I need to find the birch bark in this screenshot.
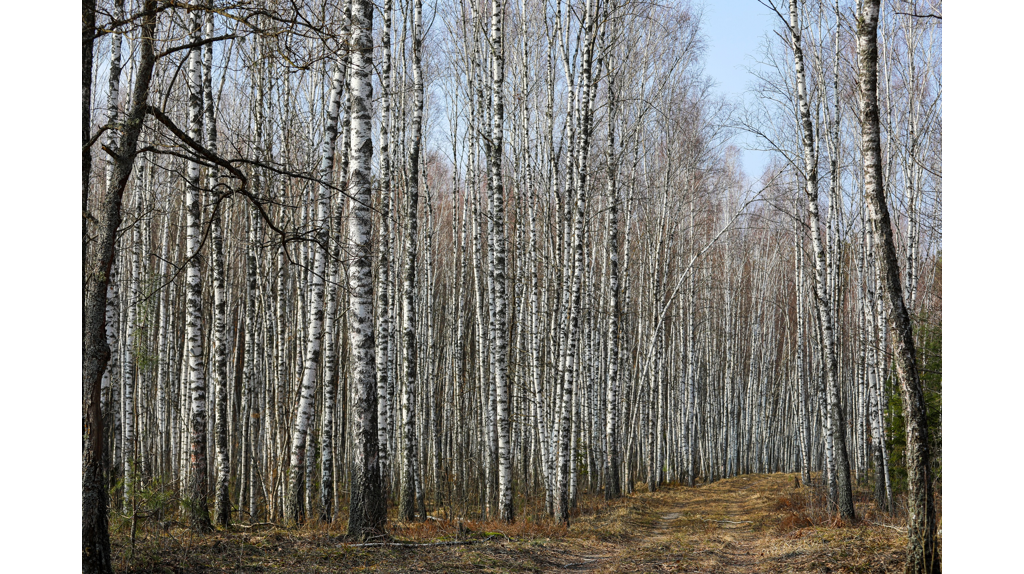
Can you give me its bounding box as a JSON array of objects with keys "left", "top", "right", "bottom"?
[
  {"left": 860, "top": 203, "right": 892, "bottom": 509},
  {"left": 286, "top": 60, "right": 345, "bottom": 525},
  {"left": 787, "top": 0, "right": 855, "bottom": 520},
  {"left": 204, "top": 3, "right": 231, "bottom": 527},
  {"left": 858, "top": 1, "right": 938, "bottom": 570},
  {"left": 400, "top": 0, "right": 426, "bottom": 521},
  {"left": 376, "top": 0, "right": 394, "bottom": 503},
  {"left": 81, "top": 0, "right": 131, "bottom": 541},
  {"left": 795, "top": 227, "right": 813, "bottom": 487},
  {"left": 184, "top": 3, "right": 212, "bottom": 531},
  {"left": 123, "top": 192, "right": 140, "bottom": 506},
  {"left": 487, "top": 0, "right": 514, "bottom": 524},
  {"left": 604, "top": 68, "right": 622, "bottom": 500},
  {"left": 346, "top": 0, "right": 387, "bottom": 538}
]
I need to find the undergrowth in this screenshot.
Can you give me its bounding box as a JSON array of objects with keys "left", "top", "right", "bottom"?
[{"left": 108, "top": 473, "right": 923, "bottom": 573}]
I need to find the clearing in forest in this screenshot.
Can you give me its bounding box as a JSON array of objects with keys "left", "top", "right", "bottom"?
[{"left": 113, "top": 473, "right": 914, "bottom": 573}]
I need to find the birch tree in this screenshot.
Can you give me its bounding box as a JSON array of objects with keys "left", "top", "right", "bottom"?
[
  {"left": 184, "top": 2, "right": 213, "bottom": 532},
  {"left": 487, "top": 0, "right": 514, "bottom": 524},
  {"left": 858, "top": 0, "right": 938, "bottom": 570},
  {"left": 203, "top": 3, "right": 232, "bottom": 528},
  {"left": 785, "top": 0, "right": 855, "bottom": 519},
  {"left": 82, "top": 0, "right": 940, "bottom": 557},
  {"left": 286, "top": 57, "right": 346, "bottom": 526},
  {"left": 400, "top": 0, "right": 428, "bottom": 522},
  {"left": 346, "top": 0, "right": 387, "bottom": 538},
  {"left": 84, "top": 1, "right": 159, "bottom": 568}
]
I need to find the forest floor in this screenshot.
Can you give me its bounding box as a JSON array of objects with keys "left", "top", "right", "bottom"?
[{"left": 112, "top": 473, "right": 921, "bottom": 573}]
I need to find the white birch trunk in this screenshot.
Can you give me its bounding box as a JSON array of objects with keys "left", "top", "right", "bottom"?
[
  {"left": 375, "top": 0, "right": 394, "bottom": 503},
  {"left": 787, "top": 0, "right": 855, "bottom": 519},
  {"left": 346, "top": 0, "right": 386, "bottom": 537},
  {"left": 400, "top": 0, "right": 426, "bottom": 520},
  {"left": 286, "top": 60, "right": 345, "bottom": 526},
  {"left": 184, "top": 3, "right": 211, "bottom": 530},
  {"left": 203, "top": 3, "right": 231, "bottom": 527}
]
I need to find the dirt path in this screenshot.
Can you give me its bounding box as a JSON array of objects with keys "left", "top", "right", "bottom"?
[
  {"left": 538, "top": 474, "right": 904, "bottom": 573},
  {"left": 536, "top": 477, "right": 775, "bottom": 573},
  {"left": 117, "top": 474, "right": 908, "bottom": 573},
  {"left": 594, "top": 477, "right": 770, "bottom": 573},
  {"left": 697, "top": 485, "right": 763, "bottom": 573}
]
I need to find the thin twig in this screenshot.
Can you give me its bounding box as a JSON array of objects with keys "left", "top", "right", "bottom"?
[
  {"left": 869, "top": 521, "right": 907, "bottom": 533},
  {"left": 156, "top": 34, "right": 237, "bottom": 60},
  {"left": 343, "top": 540, "right": 476, "bottom": 548},
  {"left": 343, "top": 534, "right": 502, "bottom": 548},
  {"left": 235, "top": 522, "right": 279, "bottom": 530}
]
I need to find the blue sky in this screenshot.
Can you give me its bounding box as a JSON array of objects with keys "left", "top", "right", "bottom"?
[{"left": 699, "top": 0, "right": 779, "bottom": 180}]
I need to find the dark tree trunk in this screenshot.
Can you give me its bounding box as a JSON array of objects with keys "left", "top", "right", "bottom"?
[
  {"left": 83, "top": 1, "right": 158, "bottom": 571},
  {"left": 857, "top": 1, "right": 939, "bottom": 572}
]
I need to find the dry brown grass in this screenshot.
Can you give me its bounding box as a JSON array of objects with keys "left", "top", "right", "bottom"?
[{"left": 110, "top": 474, "right": 922, "bottom": 573}]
